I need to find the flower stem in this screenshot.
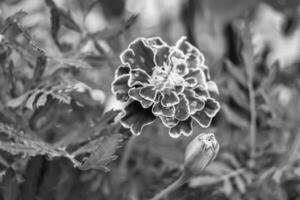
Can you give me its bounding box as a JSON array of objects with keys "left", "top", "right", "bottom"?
[
  {"left": 150, "top": 172, "right": 189, "bottom": 200},
  {"left": 118, "top": 135, "right": 137, "bottom": 179}
]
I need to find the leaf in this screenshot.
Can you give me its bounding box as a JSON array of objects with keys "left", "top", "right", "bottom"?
[
  {"left": 1, "top": 168, "right": 20, "bottom": 200},
  {"left": 227, "top": 79, "right": 249, "bottom": 109},
  {"left": 32, "top": 54, "right": 47, "bottom": 84},
  {"left": 263, "top": 0, "right": 300, "bottom": 10},
  {"left": 223, "top": 178, "right": 234, "bottom": 195},
  {"left": 6, "top": 77, "right": 99, "bottom": 110},
  {"left": 45, "top": 0, "right": 81, "bottom": 51},
  {"left": 1, "top": 10, "right": 27, "bottom": 34},
  {"left": 1, "top": 10, "right": 45, "bottom": 54},
  {"left": 59, "top": 10, "right": 81, "bottom": 33},
  {"left": 78, "top": 133, "right": 124, "bottom": 172},
  {"left": 90, "top": 15, "right": 138, "bottom": 40},
  {"left": 224, "top": 59, "right": 247, "bottom": 87},
  {"left": 222, "top": 104, "right": 249, "bottom": 129},
  {"left": 233, "top": 175, "right": 246, "bottom": 194},
  {"left": 19, "top": 156, "right": 45, "bottom": 200}
]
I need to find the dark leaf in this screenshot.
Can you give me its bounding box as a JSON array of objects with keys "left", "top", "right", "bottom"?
[
  {"left": 90, "top": 15, "right": 138, "bottom": 40},
  {"left": 1, "top": 168, "right": 20, "bottom": 200}
]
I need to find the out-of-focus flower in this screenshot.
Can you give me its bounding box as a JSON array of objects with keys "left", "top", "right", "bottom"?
[
  {"left": 112, "top": 37, "right": 220, "bottom": 137},
  {"left": 184, "top": 133, "right": 219, "bottom": 176}
]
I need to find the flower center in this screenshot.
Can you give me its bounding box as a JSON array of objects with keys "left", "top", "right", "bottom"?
[{"left": 151, "top": 61, "right": 186, "bottom": 91}]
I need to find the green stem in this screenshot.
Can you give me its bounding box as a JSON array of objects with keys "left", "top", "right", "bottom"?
[
  {"left": 150, "top": 172, "right": 190, "bottom": 200},
  {"left": 118, "top": 135, "right": 137, "bottom": 179}
]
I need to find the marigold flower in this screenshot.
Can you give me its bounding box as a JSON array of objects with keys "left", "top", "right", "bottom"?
[{"left": 112, "top": 36, "right": 220, "bottom": 137}]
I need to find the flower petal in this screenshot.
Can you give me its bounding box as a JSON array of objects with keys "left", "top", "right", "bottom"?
[
  {"left": 183, "top": 89, "right": 205, "bottom": 114},
  {"left": 121, "top": 101, "right": 156, "bottom": 135},
  {"left": 146, "top": 37, "right": 167, "bottom": 47},
  {"left": 207, "top": 81, "right": 219, "bottom": 95},
  {"left": 174, "top": 62, "right": 188, "bottom": 76},
  {"left": 115, "top": 64, "right": 130, "bottom": 77},
  {"left": 192, "top": 111, "right": 212, "bottom": 128},
  {"left": 120, "top": 49, "right": 135, "bottom": 65},
  {"left": 161, "top": 91, "right": 180, "bottom": 107},
  {"left": 184, "top": 69, "right": 206, "bottom": 88},
  {"left": 174, "top": 85, "right": 184, "bottom": 93},
  {"left": 185, "top": 78, "right": 197, "bottom": 87},
  {"left": 154, "top": 46, "right": 171, "bottom": 66},
  {"left": 128, "top": 69, "right": 151, "bottom": 87},
  {"left": 152, "top": 101, "right": 175, "bottom": 117},
  {"left": 111, "top": 74, "right": 130, "bottom": 102},
  {"left": 159, "top": 116, "right": 178, "bottom": 128},
  {"left": 128, "top": 88, "right": 153, "bottom": 108},
  {"left": 121, "top": 38, "right": 155, "bottom": 75},
  {"left": 174, "top": 94, "right": 190, "bottom": 120},
  {"left": 140, "top": 85, "right": 158, "bottom": 102},
  {"left": 204, "top": 98, "right": 221, "bottom": 117},
  {"left": 194, "top": 86, "right": 209, "bottom": 98},
  {"left": 175, "top": 36, "right": 205, "bottom": 65},
  {"left": 169, "top": 117, "right": 193, "bottom": 138}
]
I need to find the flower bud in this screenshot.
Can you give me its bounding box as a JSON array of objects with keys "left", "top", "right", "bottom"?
[{"left": 183, "top": 133, "right": 219, "bottom": 176}]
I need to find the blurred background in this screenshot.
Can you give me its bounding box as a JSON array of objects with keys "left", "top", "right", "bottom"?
[{"left": 0, "top": 0, "right": 300, "bottom": 199}]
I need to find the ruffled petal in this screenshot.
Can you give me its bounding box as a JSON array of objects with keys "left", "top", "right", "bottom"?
[
  {"left": 121, "top": 39, "right": 155, "bottom": 75},
  {"left": 207, "top": 81, "right": 219, "bottom": 95},
  {"left": 128, "top": 88, "right": 153, "bottom": 108},
  {"left": 145, "top": 37, "right": 167, "bottom": 47},
  {"left": 185, "top": 78, "right": 197, "bottom": 87},
  {"left": 184, "top": 69, "right": 206, "bottom": 88},
  {"left": 175, "top": 36, "right": 205, "bottom": 65},
  {"left": 154, "top": 46, "right": 171, "bottom": 66},
  {"left": 203, "top": 98, "right": 221, "bottom": 117},
  {"left": 174, "top": 62, "right": 188, "bottom": 76},
  {"left": 115, "top": 64, "right": 130, "bottom": 78},
  {"left": 128, "top": 69, "right": 151, "bottom": 87},
  {"left": 140, "top": 85, "right": 158, "bottom": 102},
  {"left": 111, "top": 74, "right": 130, "bottom": 102},
  {"left": 174, "top": 94, "right": 190, "bottom": 120},
  {"left": 152, "top": 101, "right": 175, "bottom": 117},
  {"left": 174, "top": 85, "right": 184, "bottom": 93},
  {"left": 161, "top": 91, "right": 180, "bottom": 107},
  {"left": 120, "top": 49, "right": 135, "bottom": 65},
  {"left": 159, "top": 116, "right": 178, "bottom": 128},
  {"left": 121, "top": 101, "right": 156, "bottom": 135},
  {"left": 194, "top": 86, "right": 209, "bottom": 98},
  {"left": 183, "top": 89, "right": 205, "bottom": 114},
  {"left": 169, "top": 117, "right": 193, "bottom": 138},
  {"left": 192, "top": 111, "right": 212, "bottom": 128}
]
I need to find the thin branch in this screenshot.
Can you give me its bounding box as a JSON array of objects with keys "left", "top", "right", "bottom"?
[{"left": 240, "top": 20, "right": 257, "bottom": 166}]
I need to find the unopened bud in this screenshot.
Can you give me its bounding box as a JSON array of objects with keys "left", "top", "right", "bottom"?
[
  {"left": 150, "top": 133, "right": 219, "bottom": 200},
  {"left": 184, "top": 133, "right": 219, "bottom": 176}
]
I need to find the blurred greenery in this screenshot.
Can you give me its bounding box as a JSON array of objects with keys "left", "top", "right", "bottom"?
[{"left": 0, "top": 0, "right": 300, "bottom": 199}]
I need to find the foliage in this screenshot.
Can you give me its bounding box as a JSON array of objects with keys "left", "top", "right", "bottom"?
[{"left": 0, "top": 0, "right": 300, "bottom": 200}]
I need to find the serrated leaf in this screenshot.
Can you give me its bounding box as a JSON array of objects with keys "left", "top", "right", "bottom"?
[
  {"left": 7, "top": 78, "right": 99, "bottom": 110},
  {"left": 90, "top": 15, "right": 138, "bottom": 40},
  {"left": 221, "top": 152, "right": 241, "bottom": 168},
  {"left": 224, "top": 59, "right": 247, "bottom": 87},
  {"left": 78, "top": 133, "right": 123, "bottom": 171},
  {"left": 227, "top": 80, "right": 249, "bottom": 109},
  {"left": 205, "top": 161, "right": 233, "bottom": 176},
  {"left": 223, "top": 178, "right": 233, "bottom": 195},
  {"left": 59, "top": 10, "right": 81, "bottom": 33},
  {"left": 32, "top": 54, "right": 47, "bottom": 84},
  {"left": 222, "top": 104, "right": 249, "bottom": 129},
  {"left": 233, "top": 175, "right": 246, "bottom": 194}
]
